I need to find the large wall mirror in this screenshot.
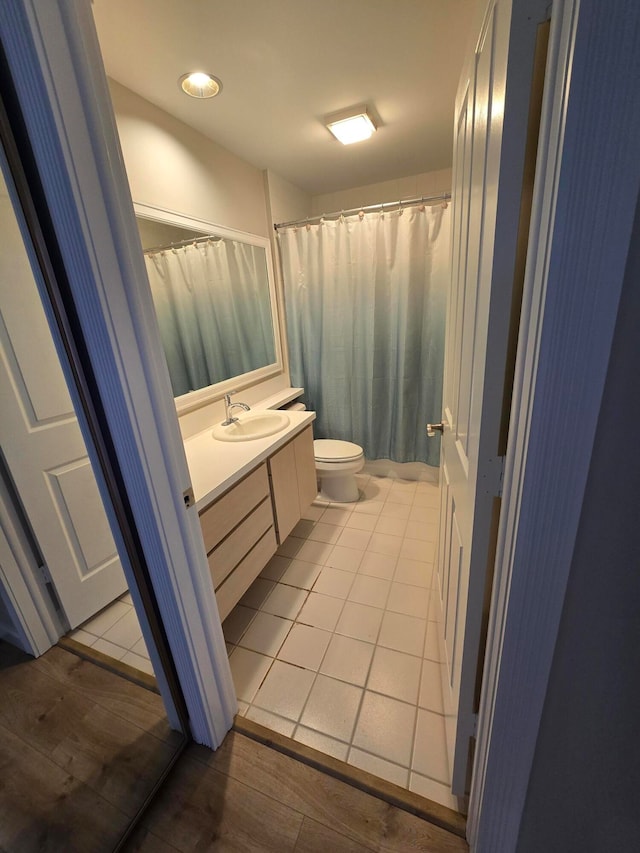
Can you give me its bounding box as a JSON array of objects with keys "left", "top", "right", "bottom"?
[{"left": 134, "top": 203, "right": 283, "bottom": 414}]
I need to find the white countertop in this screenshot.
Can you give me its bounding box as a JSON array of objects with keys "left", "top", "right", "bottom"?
[{"left": 184, "top": 409, "right": 316, "bottom": 511}]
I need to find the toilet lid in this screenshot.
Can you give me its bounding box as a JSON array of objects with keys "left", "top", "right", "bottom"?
[{"left": 314, "top": 439, "right": 364, "bottom": 462}]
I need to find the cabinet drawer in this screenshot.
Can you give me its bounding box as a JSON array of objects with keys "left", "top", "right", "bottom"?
[
  {"left": 199, "top": 464, "right": 269, "bottom": 553},
  {"left": 208, "top": 497, "right": 273, "bottom": 589},
  {"left": 215, "top": 527, "right": 277, "bottom": 622}
]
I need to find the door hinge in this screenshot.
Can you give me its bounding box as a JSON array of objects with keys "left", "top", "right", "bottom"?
[
  {"left": 38, "top": 563, "right": 62, "bottom": 612},
  {"left": 483, "top": 456, "right": 505, "bottom": 497},
  {"left": 471, "top": 712, "right": 479, "bottom": 738}
]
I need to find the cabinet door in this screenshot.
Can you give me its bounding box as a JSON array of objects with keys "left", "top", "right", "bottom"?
[
  {"left": 269, "top": 441, "right": 300, "bottom": 543},
  {"left": 294, "top": 426, "right": 318, "bottom": 512}
]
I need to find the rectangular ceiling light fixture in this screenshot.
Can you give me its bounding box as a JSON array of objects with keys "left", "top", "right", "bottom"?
[{"left": 325, "top": 105, "right": 377, "bottom": 145}]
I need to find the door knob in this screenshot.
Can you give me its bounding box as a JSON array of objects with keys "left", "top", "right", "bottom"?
[{"left": 426, "top": 422, "right": 445, "bottom": 437}]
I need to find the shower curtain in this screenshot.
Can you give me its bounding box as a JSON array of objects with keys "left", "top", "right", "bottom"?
[
  {"left": 279, "top": 203, "right": 450, "bottom": 466},
  {"left": 144, "top": 240, "right": 275, "bottom": 397}
]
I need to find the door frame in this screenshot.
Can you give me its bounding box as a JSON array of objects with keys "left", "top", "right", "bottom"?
[
  {"left": 0, "top": 0, "right": 236, "bottom": 745},
  {"left": 469, "top": 0, "right": 640, "bottom": 848}
]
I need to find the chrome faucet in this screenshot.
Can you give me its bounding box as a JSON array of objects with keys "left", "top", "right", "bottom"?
[{"left": 222, "top": 390, "right": 250, "bottom": 425}]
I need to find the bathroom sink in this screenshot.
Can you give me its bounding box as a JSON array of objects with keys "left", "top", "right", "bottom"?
[{"left": 211, "top": 411, "right": 290, "bottom": 442}]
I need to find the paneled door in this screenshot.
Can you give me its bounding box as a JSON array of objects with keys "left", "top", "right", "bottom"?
[
  {"left": 435, "top": 0, "right": 547, "bottom": 794},
  {"left": 0, "top": 170, "right": 126, "bottom": 630}
]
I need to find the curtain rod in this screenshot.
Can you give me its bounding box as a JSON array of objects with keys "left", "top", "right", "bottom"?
[
  {"left": 273, "top": 192, "right": 451, "bottom": 231},
  {"left": 143, "top": 233, "right": 222, "bottom": 256}
]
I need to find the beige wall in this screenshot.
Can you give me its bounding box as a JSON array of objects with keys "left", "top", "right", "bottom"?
[
  {"left": 110, "top": 81, "right": 270, "bottom": 238},
  {"left": 264, "top": 170, "right": 312, "bottom": 227},
  {"left": 311, "top": 168, "right": 452, "bottom": 217}
]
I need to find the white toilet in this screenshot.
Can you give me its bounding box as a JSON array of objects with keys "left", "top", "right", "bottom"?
[{"left": 314, "top": 438, "right": 365, "bottom": 503}]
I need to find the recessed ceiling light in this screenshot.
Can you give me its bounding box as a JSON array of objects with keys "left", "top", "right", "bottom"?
[
  {"left": 179, "top": 71, "right": 222, "bottom": 99},
  {"left": 325, "top": 106, "right": 377, "bottom": 145}
]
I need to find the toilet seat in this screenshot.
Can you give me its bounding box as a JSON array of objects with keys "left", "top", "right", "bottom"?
[{"left": 314, "top": 439, "right": 363, "bottom": 463}]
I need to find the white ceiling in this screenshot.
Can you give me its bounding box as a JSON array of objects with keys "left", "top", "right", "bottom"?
[{"left": 92, "top": 0, "right": 475, "bottom": 196}]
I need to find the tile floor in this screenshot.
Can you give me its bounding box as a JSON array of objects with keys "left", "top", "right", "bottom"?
[
  {"left": 224, "top": 469, "right": 458, "bottom": 812},
  {"left": 69, "top": 591, "right": 154, "bottom": 676}
]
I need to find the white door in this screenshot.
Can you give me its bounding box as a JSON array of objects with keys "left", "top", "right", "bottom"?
[
  {"left": 0, "top": 171, "right": 127, "bottom": 630},
  {"left": 435, "top": 0, "right": 547, "bottom": 794}
]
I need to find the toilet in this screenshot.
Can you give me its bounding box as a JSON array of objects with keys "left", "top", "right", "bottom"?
[{"left": 314, "top": 438, "right": 365, "bottom": 503}]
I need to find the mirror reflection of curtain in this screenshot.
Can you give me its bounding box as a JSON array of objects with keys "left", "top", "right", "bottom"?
[
  {"left": 144, "top": 240, "right": 275, "bottom": 397},
  {"left": 279, "top": 204, "right": 450, "bottom": 466}
]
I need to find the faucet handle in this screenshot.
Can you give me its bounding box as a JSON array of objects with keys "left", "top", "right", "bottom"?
[{"left": 224, "top": 389, "right": 237, "bottom": 403}]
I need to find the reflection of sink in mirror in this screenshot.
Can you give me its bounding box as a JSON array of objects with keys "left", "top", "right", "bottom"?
[{"left": 211, "top": 411, "right": 290, "bottom": 442}]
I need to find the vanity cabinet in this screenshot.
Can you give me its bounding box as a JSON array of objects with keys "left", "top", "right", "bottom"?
[
  {"left": 197, "top": 425, "right": 317, "bottom": 621},
  {"left": 269, "top": 426, "right": 317, "bottom": 543}
]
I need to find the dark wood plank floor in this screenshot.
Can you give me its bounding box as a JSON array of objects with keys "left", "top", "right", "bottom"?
[
  {"left": 0, "top": 642, "right": 180, "bottom": 852},
  {"left": 126, "top": 732, "right": 469, "bottom": 852},
  {"left": 0, "top": 641, "right": 468, "bottom": 852}
]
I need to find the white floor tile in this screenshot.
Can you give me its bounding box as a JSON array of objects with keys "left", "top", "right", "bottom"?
[
  {"left": 352, "top": 691, "right": 416, "bottom": 767},
  {"left": 293, "top": 726, "right": 349, "bottom": 761},
  {"left": 358, "top": 552, "right": 397, "bottom": 581},
  {"left": 352, "top": 500, "right": 384, "bottom": 516},
  {"left": 252, "top": 660, "right": 315, "bottom": 720},
  {"left": 320, "top": 634, "right": 375, "bottom": 687},
  {"left": 336, "top": 527, "right": 372, "bottom": 550},
  {"left": 239, "top": 577, "right": 276, "bottom": 609},
  {"left": 367, "top": 646, "right": 422, "bottom": 705},
  {"left": 418, "top": 659, "right": 444, "bottom": 714},
  {"left": 301, "top": 504, "right": 324, "bottom": 522},
  {"left": 261, "top": 584, "right": 308, "bottom": 620},
  {"left": 102, "top": 608, "right": 143, "bottom": 650},
  {"left": 384, "top": 490, "right": 414, "bottom": 506},
  {"left": 222, "top": 605, "right": 257, "bottom": 644},
  {"left": 348, "top": 748, "right": 409, "bottom": 788},
  {"left": 374, "top": 516, "right": 408, "bottom": 538},
  {"left": 335, "top": 601, "right": 384, "bottom": 643},
  {"left": 409, "top": 772, "right": 461, "bottom": 812},
  {"left": 277, "top": 536, "right": 304, "bottom": 557},
  {"left": 386, "top": 582, "right": 430, "bottom": 619},
  {"left": 312, "top": 566, "right": 355, "bottom": 599},
  {"left": 292, "top": 519, "right": 316, "bottom": 539},
  {"left": 69, "top": 628, "right": 98, "bottom": 646},
  {"left": 409, "top": 504, "right": 440, "bottom": 525},
  {"left": 296, "top": 592, "right": 344, "bottom": 631},
  {"left": 324, "top": 545, "right": 364, "bottom": 572},
  {"left": 245, "top": 706, "right": 296, "bottom": 737},
  {"left": 295, "top": 538, "right": 335, "bottom": 565},
  {"left": 279, "top": 559, "right": 323, "bottom": 590},
  {"left": 92, "top": 637, "right": 127, "bottom": 660},
  {"left": 300, "top": 674, "right": 363, "bottom": 742},
  {"left": 130, "top": 636, "right": 149, "bottom": 659},
  {"left": 259, "top": 554, "right": 290, "bottom": 582},
  {"left": 308, "top": 522, "right": 342, "bottom": 544},
  {"left": 379, "top": 502, "right": 412, "bottom": 520},
  {"left": 344, "top": 513, "right": 377, "bottom": 532},
  {"left": 347, "top": 574, "right": 391, "bottom": 609},
  {"left": 428, "top": 593, "right": 442, "bottom": 622},
  {"left": 236, "top": 700, "right": 249, "bottom": 716},
  {"left": 413, "top": 491, "right": 440, "bottom": 508},
  {"left": 80, "top": 600, "right": 130, "bottom": 637},
  {"left": 412, "top": 708, "right": 450, "bottom": 783},
  {"left": 228, "top": 647, "right": 273, "bottom": 703},
  {"left": 367, "top": 532, "right": 403, "bottom": 558},
  {"left": 378, "top": 611, "right": 426, "bottom": 656},
  {"left": 119, "top": 592, "right": 133, "bottom": 606},
  {"left": 277, "top": 623, "right": 332, "bottom": 670},
  {"left": 238, "top": 611, "right": 293, "bottom": 657},
  {"left": 394, "top": 557, "right": 432, "bottom": 588},
  {"left": 404, "top": 520, "right": 439, "bottom": 543},
  {"left": 321, "top": 507, "right": 353, "bottom": 526},
  {"left": 121, "top": 650, "right": 154, "bottom": 675},
  {"left": 401, "top": 538, "right": 436, "bottom": 563},
  {"left": 424, "top": 620, "right": 442, "bottom": 662}
]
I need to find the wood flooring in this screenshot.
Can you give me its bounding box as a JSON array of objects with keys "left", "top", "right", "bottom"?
[
  {"left": 0, "top": 642, "right": 180, "bottom": 852},
  {"left": 126, "top": 732, "right": 469, "bottom": 852},
  {"left": 0, "top": 641, "right": 468, "bottom": 852}
]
